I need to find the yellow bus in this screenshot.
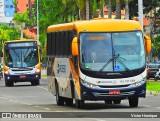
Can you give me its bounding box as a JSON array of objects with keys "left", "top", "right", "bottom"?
[
  {"left": 2, "top": 39, "right": 41, "bottom": 86},
  {"left": 47, "top": 19, "right": 151, "bottom": 108}
]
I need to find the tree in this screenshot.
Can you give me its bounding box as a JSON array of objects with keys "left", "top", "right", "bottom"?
[
  {"left": 116, "top": 0, "right": 121, "bottom": 19},
  {"left": 0, "top": 24, "right": 20, "bottom": 42},
  {"left": 128, "top": 0, "right": 159, "bottom": 19},
  {"left": 152, "top": 33, "right": 160, "bottom": 58},
  {"left": 107, "top": 0, "right": 112, "bottom": 18},
  {"left": 13, "top": 12, "right": 29, "bottom": 38},
  {"left": 125, "top": 0, "right": 129, "bottom": 20}
]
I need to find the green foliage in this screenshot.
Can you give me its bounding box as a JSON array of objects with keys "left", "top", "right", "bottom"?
[
  {"left": 27, "top": 8, "right": 37, "bottom": 27},
  {"left": 152, "top": 33, "right": 160, "bottom": 58},
  {"left": 128, "top": 0, "right": 159, "bottom": 18},
  {"left": 13, "top": 0, "right": 18, "bottom": 6},
  {"left": 13, "top": 12, "right": 29, "bottom": 38},
  {"left": 13, "top": 12, "right": 29, "bottom": 24},
  {"left": 0, "top": 24, "right": 20, "bottom": 42},
  {"left": 37, "top": 0, "right": 79, "bottom": 62}
]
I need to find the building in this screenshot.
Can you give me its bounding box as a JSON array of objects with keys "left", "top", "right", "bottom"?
[
  {"left": 16, "top": 0, "right": 36, "bottom": 39},
  {"left": 16, "top": 0, "right": 34, "bottom": 13},
  {"left": 0, "top": 0, "right": 15, "bottom": 23},
  {"left": 0, "top": 0, "right": 5, "bottom": 17}
]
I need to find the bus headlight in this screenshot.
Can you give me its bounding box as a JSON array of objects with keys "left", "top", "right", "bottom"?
[
  {"left": 81, "top": 79, "right": 99, "bottom": 88},
  {"left": 36, "top": 69, "right": 41, "bottom": 73},
  {"left": 4, "top": 71, "right": 9, "bottom": 75},
  {"left": 129, "top": 77, "right": 146, "bottom": 87}
]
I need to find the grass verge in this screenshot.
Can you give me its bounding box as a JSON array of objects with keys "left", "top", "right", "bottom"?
[
  {"left": 146, "top": 81, "right": 160, "bottom": 92},
  {"left": 41, "top": 74, "right": 47, "bottom": 78}
]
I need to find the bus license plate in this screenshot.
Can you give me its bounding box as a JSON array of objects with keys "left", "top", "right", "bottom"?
[
  {"left": 20, "top": 75, "right": 26, "bottom": 78},
  {"left": 109, "top": 90, "right": 120, "bottom": 95}
]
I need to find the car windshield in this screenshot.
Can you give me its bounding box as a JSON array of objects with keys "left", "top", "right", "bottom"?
[
  {"left": 80, "top": 31, "right": 145, "bottom": 72},
  {"left": 5, "top": 47, "right": 38, "bottom": 68}
]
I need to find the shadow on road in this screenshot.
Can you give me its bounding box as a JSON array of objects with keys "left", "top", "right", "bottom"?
[{"left": 34, "top": 102, "right": 142, "bottom": 111}]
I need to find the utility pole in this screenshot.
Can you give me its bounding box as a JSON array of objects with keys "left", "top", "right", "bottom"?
[
  {"left": 86, "top": 0, "right": 89, "bottom": 20},
  {"left": 37, "top": 0, "right": 39, "bottom": 41},
  {"left": 125, "top": 0, "right": 129, "bottom": 20},
  {"left": 138, "top": 0, "right": 143, "bottom": 30},
  {"left": 108, "top": 0, "right": 112, "bottom": 18}
]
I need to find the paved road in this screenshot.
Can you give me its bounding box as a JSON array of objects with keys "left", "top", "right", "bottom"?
[{"left": 0, "top": 78, "right": 160, "bottom": 121}]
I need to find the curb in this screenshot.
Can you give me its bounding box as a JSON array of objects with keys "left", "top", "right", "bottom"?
[{"left": 146, "top": 90, "right": 160, "bottom": 96}]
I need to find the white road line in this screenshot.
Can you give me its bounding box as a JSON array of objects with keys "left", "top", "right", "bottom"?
[
  {"left": 142, "top": 105, "right": 151, "bottom": 108},
  {"left": 156, "top": 107, "right": 160, "bottom": 110},
  {"left": 88, "top": 118, "right": 107, "bottom": 121},
  {"left": 8, "top": 99, "right": 19, "bottom": 103},
  {"left": 19, "top": 102, "right": 32, "bottom": 106},
  {"left": 33, "top": 106, "right": 51, "bottom": 111},
  {"left": 0, "top": 96, "right": 53, "bottom": 111},
  {"left": 37, "top": 86, "right": 48, "bottom": 91}
]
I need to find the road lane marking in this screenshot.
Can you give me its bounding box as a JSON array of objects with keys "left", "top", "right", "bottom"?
[
  {"left": 0, "top": 96, "right": 53, "bottom": 111},
  {"left": 156, "top": 107, "right": 160, "bottom": 110},
  {"left": 34, "top": 106, "right": 51, "bottom": 111},
  {"left": 142, "top": 105, "right": 151, "bottom": 108},
  {"left": 88, "top": 118, "right": 107, "bottom": 121},
  {"left": 37, "top": 86, "right": 48, "bottom": 91}
]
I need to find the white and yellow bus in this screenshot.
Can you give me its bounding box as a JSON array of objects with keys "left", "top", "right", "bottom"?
[
  {"left": 2, "top": 39, "right": 41, "bottom": 86},
  {"left": 47, "top": 19, "right": 151, "bottom": 108}
]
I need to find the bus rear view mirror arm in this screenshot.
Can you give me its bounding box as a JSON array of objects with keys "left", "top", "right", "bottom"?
[
  {"left": 144, "top": 35, "right": 151, "bottom": 53},
  {"left": 72, "top": 37, "right": 78, "bottom": 56}
]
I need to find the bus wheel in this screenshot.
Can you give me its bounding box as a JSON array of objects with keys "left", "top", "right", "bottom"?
[
  {"left": 105, "top": 100, "right": 112, "bottom": 104},
  {"left": 31, "top": 79, "right": 40, "bottom": 86},
  {"left": 5, "top": 80, "right": 14, "bottom": 87},
  {"left": 129, "top": 97, "right": 139, "bottom": 107},
  {"left": 113, "top": 100, "right": 121, "bottom": 104},
  {"left": 55, "top": 84, "right": 64, "bottom": 106},
  {"left": 65, "top": 98, "right": 73, "bottom": 106},
  {"left": 75, "top": 99, "right": 84, "bottom": 108}
]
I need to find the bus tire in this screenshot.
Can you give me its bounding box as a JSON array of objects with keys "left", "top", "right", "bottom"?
[
  {"left": 113, "top": 100, "right": 121, "bottom": 104},
  {"left": 105, "top": 100, "right": 112, "bottom": 104},
  {"left": 31, "top": 79, "right": 40, "bottom": 86},
  {"left": 75, "top": 99, "right": 84, "bottom": 108},
  {"left": 5, "top": 80, "right": 14, "bottom": 87},
  {"left": 55, "top": 84, "right": 64, "bottom": 106},
  {"left": 129, "top": 97, "right": 139, "bottom": 107},
  {"left": 65, "top": 98, "right": 73, "bottom": 106}
]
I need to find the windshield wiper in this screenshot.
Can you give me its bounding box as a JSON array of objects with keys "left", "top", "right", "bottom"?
[
  {"left": 99, "top": 54, "right": 119, "bottom": 72},
  {"left": 116, "top": 56, "right": 133, "bottom": 75},
  {"left": 99, "top": 54, "right": 132, "bottom": 74}
]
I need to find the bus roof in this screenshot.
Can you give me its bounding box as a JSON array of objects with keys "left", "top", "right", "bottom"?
[
  {"left": 4, "top": 39, "right": 37, "bottom": 44},
  {"left": 47, "top": 19, "right": 142, "bottom": 33}
]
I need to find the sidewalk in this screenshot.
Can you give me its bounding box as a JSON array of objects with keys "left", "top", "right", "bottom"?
[
  {"left": 146, "top": 90, "right": 160, "bottom": 96},
  {"left": 41, "top": 69, "right": 47, "bottom": 75}
]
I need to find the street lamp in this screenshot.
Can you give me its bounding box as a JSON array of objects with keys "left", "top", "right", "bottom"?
[
  {"left": 37, "top": 0, "right": 39, "bottom": 41},
  {"left": 138, "top": 0, "right": 143, "bottom": 30}
]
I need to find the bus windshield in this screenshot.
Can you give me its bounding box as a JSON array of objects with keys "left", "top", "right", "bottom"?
[
  {"left": 5, "top": 47, "right": 38, "bottom": 68},
  {"left": 80, "top": 31, "right": 145, "bottom": 72}
]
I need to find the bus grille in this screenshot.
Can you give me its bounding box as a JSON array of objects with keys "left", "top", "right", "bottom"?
[
  {"left": 93, "top": 91, "right": 135, "bottom": 97},
  {"left": 98, "top": 85, "right": 130, "bottom": 88}
]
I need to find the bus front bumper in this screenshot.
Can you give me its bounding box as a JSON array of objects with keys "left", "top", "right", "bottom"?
[
  {"left": 4, "top": 73, "right": 41, "bottom": 82},
  {"left": 80, "top": 82, "right": 146, "bottom": 101}
]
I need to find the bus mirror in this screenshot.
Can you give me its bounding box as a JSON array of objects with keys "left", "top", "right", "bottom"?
[
  {"left": 1, "top": 52, "right": 3, "bottom": 57},
  {"left": 40, "top": 48, "right": 42, "bottom": 61},
  {"left": 72, "top": 37, "right": 78, "bottom": 56},
  {"left": 144, "top": 35, "right": 151, "bottom": 53}
]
